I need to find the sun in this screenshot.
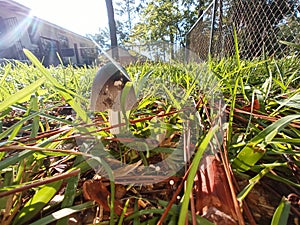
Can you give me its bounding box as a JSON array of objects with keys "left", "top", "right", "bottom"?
[{"left": 14, "top": 0, "right": 107, "bottom": 35}]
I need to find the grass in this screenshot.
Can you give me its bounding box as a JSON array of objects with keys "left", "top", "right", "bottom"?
[{"left": 0, "top": 49, "right": 299, "bottom": 225}]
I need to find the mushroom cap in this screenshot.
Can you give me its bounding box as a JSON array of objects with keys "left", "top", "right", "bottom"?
[{"left": 90, "top": 62, "right": 136, "bottom": 112}]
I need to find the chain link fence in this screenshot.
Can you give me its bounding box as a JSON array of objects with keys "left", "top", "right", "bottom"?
[{"left": 187, "top": 0, "right": 300, "bottom": 60}]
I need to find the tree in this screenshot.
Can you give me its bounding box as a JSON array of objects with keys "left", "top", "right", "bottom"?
[
  {"left": 97, "top": 0, "right": 203, "bottom": 52},
  {"left": 127, "top": 0, "right": 202, "bottom": 49},
  {"left": 114, "top": 0, "right": 137, "bottom": 45},
  {"left": 92, "top": 0, "right": 139, "bottom": 49},
  {"left": 129, "top": 1, "right": 182, "bottom": 45},
  {"left": 181, "top": 0, "right": 207, "bottom": 18},
  {"left": 89, "top": 27, "right": 110, "bottom": 49},
  {"left": 115, "top": 0, "right": 135, "bottom": 31},
  {"left": 105, "top": 0, "right": 118, "bottom": 59}
]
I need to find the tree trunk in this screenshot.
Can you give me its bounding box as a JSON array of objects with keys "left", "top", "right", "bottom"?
[
  {"left": 126, "top": 0, "right": 132, "bottom": 30},
  {"left": 105, "top": 0, "right": 119, "bottom": 59},
  {"left": 198, "top": 0, "right": 204, "bottom": 18}
]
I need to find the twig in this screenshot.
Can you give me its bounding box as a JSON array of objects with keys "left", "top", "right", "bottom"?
[
  {"left": 0, "top": 169, "right": 80, "bottom": 198},
  {"left": 157, "top": 166, "right": 192, "bottom": 225},
  {"left": 222, "top": 134, "right": 249, "bottom": 225},
  {"left": 0, "top": 145, "right": 88, "bottom": 156},
  {"left": 223, "top": 129, "right": 257, "bottom": 225}
]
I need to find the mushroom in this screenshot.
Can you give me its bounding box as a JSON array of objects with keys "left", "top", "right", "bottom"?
[{"left": 90, "top": 62, "right": 136, "bottom": 134}]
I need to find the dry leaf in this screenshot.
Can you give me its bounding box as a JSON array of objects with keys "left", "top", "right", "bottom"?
[
  {"left": 195, "top": 155, "right": 239, "bottom": 225},
  {"left": 83, "top": 179, "right": 133, "bottom": 216}
]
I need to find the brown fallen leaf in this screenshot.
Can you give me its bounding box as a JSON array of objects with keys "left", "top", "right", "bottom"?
[
  {"left": 194, "top": 155, "right": 239, "bottom": 225},
  {"left": 241, "top": 99, "right": 260, "bottom": 112},
  {"left": 83, "top": 179, "right": 133, "bottom": 216}
]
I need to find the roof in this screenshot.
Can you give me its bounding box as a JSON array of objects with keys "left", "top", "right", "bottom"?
[
  {"left": 0, "top": 0, "right": 30, "bottom": 15},
  {"left": 0, "top": 0, "right": 92, "bottom": 42}
]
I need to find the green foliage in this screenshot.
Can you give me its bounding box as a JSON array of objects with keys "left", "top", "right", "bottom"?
[
  {"left": 30, "top": 201, "right": 94, "bottom": 225},
  {"left": 126, "top": 0, "right": 199, "bottom": 47},
  {"left": 233, "top": 114, "right": 300, "bottom": 172},
  {"left": 271, "top": 197, "right": 291, "bottom": 225},
  {"left": 12, "top": 181, "right": 62, "bottom": 225},
  {"left": 0, "top": 48, "right": 299, "bottom": 224},
  {"left": 92, "top": 0, "right": 202, "bottom": 48},
  {"left": 129, "top": 0, "right": 182, "bottom": 44},
  {"left": 88, "top": 27, "right": 111, "bottom": 49}
]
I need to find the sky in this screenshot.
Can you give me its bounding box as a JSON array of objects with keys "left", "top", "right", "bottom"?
[{"left": 14, "top": 0, "right": 108, "bottom": 36}]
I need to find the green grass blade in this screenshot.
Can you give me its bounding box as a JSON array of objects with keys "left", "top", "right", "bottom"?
[
  {"left": 271, "top": 197, "right": 291, "bottom": 225},
  {"left": 121, "top": 81, "right": 135, "bottom": 126},
  {"left": 133, "top": 200, "right": 141, "bottom": 225},
  {"left": 237, "top": 166, "right": 273, "bottom": 201},
  {"left": 178, "top": 126, "right": 218, "bottom": 224},
  {"left": 0, "top": 150, "right": 33, "bottom": 171},
  {"left": 7, "top": 120, "right": 24, "bottom": 141},
  {"left": 29, "top": 94, "right": 40, "bottom": 138},
  {"left": 12, "top": 104, "right": 73, "bottom": 125},
  {"left": 29, "top": 201, "right": 94, "bottom": 225},
  {"left": 265, "top": 173, "right": 300, "bottom": 189},
  {"left": 12, "top": 180, "right": 63, "bottom": 225},
  {"left": 0, "top": 132, "right": 64, "bottom": 170},
  {"left": 23, "top": 49, "right": 91, "bottom": 124},
  {"left": 118, "top": 199, "right": 130, "bottom": 225},
  {"left": 279, "top": 40, "right": 300, "bottom": 50},
  {"left": 56, "top": 172, "right": 80, "bottom": 225},
  {"left": 274, "top": 93, "right": 300, "bottom": 112},
  {"left": 134, "top": 70, "right": 154, "bottom": 97},
  {"left": 0, "top": 64, "right": 11, "bottom": 89},
  {"left": 0, "top": 77, "right": 45, "bottom": 112},
  {"left": 227, "top": 75, "right": 239, "bottom": 146},
  {"left": 233, "top": 114, "right": 300, "bottom": 171},
  {"left": 0, "top": 168, "right": 13, "bottom": 211}
]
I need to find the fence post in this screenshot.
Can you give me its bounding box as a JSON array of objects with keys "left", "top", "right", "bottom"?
[{"left": 208, "top": 0, "right": 218, "bottom": 58}]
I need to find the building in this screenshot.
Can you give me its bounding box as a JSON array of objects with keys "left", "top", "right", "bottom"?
[{"left": 0, "top": 0, "right": 98, "bottom": 66}]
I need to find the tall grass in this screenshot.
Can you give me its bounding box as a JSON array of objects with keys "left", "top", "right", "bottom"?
[{"left": 0, "top": 49, "right": 299, "bottom": 224}]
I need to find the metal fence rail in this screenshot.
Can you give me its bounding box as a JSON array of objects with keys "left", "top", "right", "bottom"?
[{"left": 187, "top": 0, "right": 300, "bottom": 60}]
